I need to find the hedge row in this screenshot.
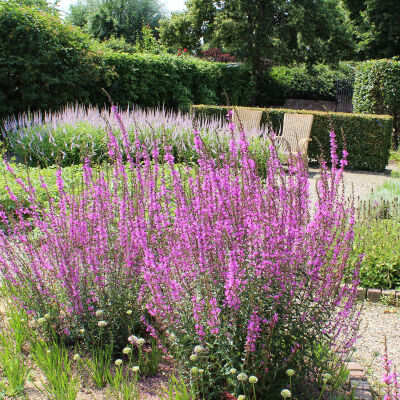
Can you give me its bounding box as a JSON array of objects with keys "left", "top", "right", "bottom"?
[
  {"left": 0, "top": 2, "right": 252, "bottom": 118},
  {"left": 353, "top": 59, "right": 400, "bottom": 148},
  {"left": 191, "top": 105, "right": 393, "bottom": 172},
  {"left": 0, "top": 3, "right": 356, "bottom": 119}
]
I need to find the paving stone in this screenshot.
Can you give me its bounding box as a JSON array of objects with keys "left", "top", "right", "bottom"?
[
  {"left": 382, "top": 289, "right": 396, "bottom": 299},
  {"left": 349, "top": 370, "right": 367, "bottom": 380},
  {"left": 350, "top": 380, "right": 370, "bottom": 390},
  {"left": 354, "top": 388, "right": 373, "bottom": 400},
  {"left": 357, "top": 287, "right": 367, "bottom": 301},
  {"left": 347, "top": 361, "right": 364, "bottom": 371},
  {"left": 367, "top": 288, "right": 382, "bottom": 303}
]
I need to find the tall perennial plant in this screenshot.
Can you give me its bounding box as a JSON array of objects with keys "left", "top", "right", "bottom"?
[{"left": 0, "top": 106, "right": 360, "bottom": 398}]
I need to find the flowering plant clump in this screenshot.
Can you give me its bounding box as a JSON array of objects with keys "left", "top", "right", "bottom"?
[{"left": 0, "top": 104, "right": 360, "bottom": 398}]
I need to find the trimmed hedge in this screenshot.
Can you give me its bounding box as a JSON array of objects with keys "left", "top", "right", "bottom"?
[
  {"left": 0, "top": 2, "right": 110, "bottom": 119},
  {"left": 1, "top": 3, "right": 359, "bottom": 119},
  {"left": 0, "top": 2, "right": 252, "bottom": 118},
  {"left": 191, "top": 105, "right": 393, "bottom": 172},
  {"left": 353, "top": 59, "right": 400, "bottom": 148}
]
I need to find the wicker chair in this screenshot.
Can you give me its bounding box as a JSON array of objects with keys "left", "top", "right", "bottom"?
[
  {"left": 232, "top": 108, "right": 263, "bottom": 136},
  {"left": 276, "top": 113, "right": 314, "bottom": 164}
]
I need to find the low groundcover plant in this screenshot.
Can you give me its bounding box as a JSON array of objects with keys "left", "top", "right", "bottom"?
[{"left": 0, "top": 105, "right": 360, "bottom": 399}]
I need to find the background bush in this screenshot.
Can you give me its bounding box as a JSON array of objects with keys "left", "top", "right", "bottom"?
[
  {"left": 259, "top": 62, "right": 356, "bottom": 106},
  {"left": 353, "top": 59, "right": 400, "bottom": 148},
  {"left": 0, "top": 2, "right": 110, "bottom": 119},
  {"left": 1, "top": 2, "right": 360, "bottom": 119},
  {"left": 192, "top": 105, "right": 393, "bottom": 172}
]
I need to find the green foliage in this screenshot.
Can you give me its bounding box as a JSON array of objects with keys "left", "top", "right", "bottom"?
[
  {"left": 68, "top": 0, "right": 165, "bottom": 44},
  {"left": 0, "top": 157, "right": 82, "bottom": 214},
  {"left": 159, "top": 0, "right": 356, "bottom": 85},
  {"left": 268, "top": 63, "right": 356, "bottom": 103},
  {"left": 0, "top": 2, "right": 112, "bottom": 119},
  {"left": 349, "top": 179, "right": 400, "bottom": 290},
  {"left": 343, "top": 0, "right": 400, "bottom": 59},
  {"left": 351, "top": 217, "right": 400, "bottom": 290},
  {"left": 31, "top": 339, "right": 80, "bottom": 400},
  {"left": 191, "top": 105, "right": 393, "bottom": 172},
  {"left": 353, "top": 59, "right": 400, "bottom": 147}
]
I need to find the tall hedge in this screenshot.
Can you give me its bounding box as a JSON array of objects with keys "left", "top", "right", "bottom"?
[
  {"left": 191, "top": 105, "right": 393, "bottom": 172},
  {"left": 353, "top": 59, "right": 400, "bottom": 148},
  {"left": 0, "top": 2, "right": 253, "bottom": 118},
  {"left": 0, "top": 2, "right": 110, "bottom": 118}
]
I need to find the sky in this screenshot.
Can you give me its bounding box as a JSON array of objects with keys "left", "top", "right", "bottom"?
[{"left": 57, "top": 0, "right": 186, "bottom": 15}]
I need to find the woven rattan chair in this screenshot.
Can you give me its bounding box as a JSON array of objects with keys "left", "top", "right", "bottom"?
[
  {"left": 276, "top": 113, "right": 314, "bottom": 164},
  {"left": 232, "top": 108, "right": 263, "bottom": 136}
]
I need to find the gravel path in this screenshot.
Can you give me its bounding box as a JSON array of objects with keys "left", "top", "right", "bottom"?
[
  {"left": 307, "top": 163, "right": 400, "bottom": 394},
  {"left": 353, "top": 303, "right": 400, "bottom": 393},
  {"left": 308, "top": 164, "right": 399, "bottom": 202}
]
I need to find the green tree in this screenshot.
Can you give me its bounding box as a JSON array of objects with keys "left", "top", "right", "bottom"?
[
  {"left": 160, "top": 0, "right": 355, "bottom": 104},
  {"left": 357, "top": 0, "right": 400, "bottom": 58},
  {"left": 68, "top": 0, "right": 165, "bottom": 43}
]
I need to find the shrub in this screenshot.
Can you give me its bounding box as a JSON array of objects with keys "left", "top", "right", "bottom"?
[
  {"left": 2, "top": 105, "right": 272, "bottom": 169},
  {"left": 191, "top": 105, "right": 393, "bottom": 172},
  {"left": 0, "top": 106, "right": 360, "bottom": 399},
  {"left": 267, "top": 62, "right": 356, "bottom": 104},
  {"left": 0, "top": 2, "right": 110, "bottom": 119},
  {"left": 353, "top": 59, "right": 400, "bottom": 148},
  {"left": 0, "top": 2, "right": 252, "bottom": 118},
  {"left": 201, "top": 48, "right": 236, "bottom": 63},
  {"left": 349, "top": 180, "right": 400, "bottom": 289}
]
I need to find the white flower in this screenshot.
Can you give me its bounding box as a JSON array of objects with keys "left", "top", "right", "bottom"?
[
  {"left": 79, "top": 328, "right": 85, "bottom": 334},
  {"left": 286, "top": 369, "right": 295, "bottom": 377},
  {"left": 46, "top": 349, "right": 51, "bottom": 354},
  {"left": 122, "top": 347, "right": 132, "bottom": 355},
  {"left": 323, "top": 373, "right": 332, "bottom": 383},
  {"left": 190, "top": 367, "right": 199, "bottom": 374},
  {"left": 95, "top": 310, "right": 104, "bottom": 317},
  {"left": 230, "top": 368, "right": 237, "bottom": 374},
  {"left": 190, "top": 354, "right": 198, "bottom": 362},
  {"left": 126, "top": 310, "right": 133, "bottom": 315},
  {"left": 198, "top": 369, "right": 204, "bottom": 374},
  {"left": 44, "top": 313, "right": 51, "bottom": 320},
  {"left": 137, "top": 338, "right": 145, "bottom": 346},
  {"left": 249, "top": 376, "right": 258, "bottom": 384},
  {"left": 98, "top": 320, "right": 107, "bottom": 327},
  {"left": 115, "top": 359, "right": 123, "bottom": 366},
  {"left": 237, "top": 373, "right": 248, "bottom": 381},
  {"left": 132, "top": 366, "right": 140, "bottom": 373},
  {"left": 37, "top": 317, "right": 46, "bottom": 325},
  {"left": 194, "top": 345, "right": 205, "bottom": 354},
  {"left": 281, "top": 389, "right": 291, "bottom": 398},
  {"left": 238, "top": 396, "right": 246, "bottom": 400},
  {"left": 73, "top": 353, "right": 80, "bottom": 361}
]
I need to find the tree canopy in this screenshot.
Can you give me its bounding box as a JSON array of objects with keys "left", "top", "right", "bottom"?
[{"left": 67, "top": 0, "right": 165, "bottom": 43}]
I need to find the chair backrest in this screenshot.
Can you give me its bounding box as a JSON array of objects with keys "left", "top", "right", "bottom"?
[
  {"left": 232, "top": 108, "right": 263, "bottom": 136},
  {"left": 281, "top": 113, "right": 314, "bottom": 154}
]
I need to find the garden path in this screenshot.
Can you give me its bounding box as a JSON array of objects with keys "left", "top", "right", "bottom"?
[{"left": 308, "top": 162, "right": 400, "bottom": 395}]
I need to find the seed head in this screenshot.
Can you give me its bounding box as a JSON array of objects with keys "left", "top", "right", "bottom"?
[
  {"left": 249, "top": 375, "right": 258, "bottom": 384},
  {"left": 286, "top": 369, "right": 295, "bottom": 377},
  {"left": 281, "top": 389, "right": 291, "bottom": 398},
  {"left": 115, "top": 359, "right": 123, "bottom": 366},
  {"left": 98, "top": 320, "right": 107, "bottom": 327},
  {"left": 237, "top": 373, "right": 248, "bottom": 381}
]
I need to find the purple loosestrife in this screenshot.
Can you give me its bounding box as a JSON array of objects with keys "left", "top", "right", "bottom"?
[{"left": 0, "top": 104, "right": 360, "bottom": 398}]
